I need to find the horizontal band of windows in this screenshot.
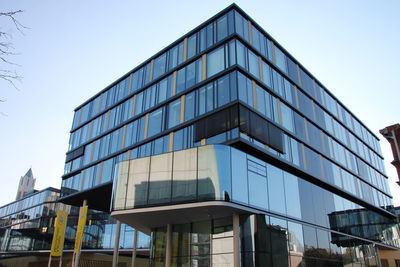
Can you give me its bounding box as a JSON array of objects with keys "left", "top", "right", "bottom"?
[
  {"left": 235, "top": 65, "right": 387, "bottom": 182},
  {"left": 233, "top": 34, "right": 382, "bottom": 158},
  {"left": 71, "top": 15, "right": 237, "bottom": 132}
]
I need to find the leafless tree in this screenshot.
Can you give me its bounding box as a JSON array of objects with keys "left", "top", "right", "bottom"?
[{"left": 0, "top": 10, "right": 26, "bottom": 91}]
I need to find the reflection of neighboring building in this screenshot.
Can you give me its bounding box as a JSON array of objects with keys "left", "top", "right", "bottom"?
[{"left": 59, "top": 3, "right": 399, "bottom": 267}]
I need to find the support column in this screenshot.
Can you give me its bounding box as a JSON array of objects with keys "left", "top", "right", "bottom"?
[
  {"left": 112, "top": 220, "right": 122, "bottom": 267},
  {"left": 74, "top": 199, "right": 87, "bottom": 267},
  {"left": 233, "top": 214, "right": 240, "bottom": 267},
  {"left": 165, "top": 224, "right": 172, "bottom": 267},
  {"left": 131, "top": 230, "right": 138, "bottom": 267}
]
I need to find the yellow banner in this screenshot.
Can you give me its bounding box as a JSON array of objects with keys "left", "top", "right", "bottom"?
[
  {"left": 74, "top": 205, "right": 88, "bottom": 253},
  {"left": 50, "top": 210, "right": 68, "bottom": 257}
]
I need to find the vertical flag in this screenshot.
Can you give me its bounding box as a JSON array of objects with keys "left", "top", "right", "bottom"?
[
  {"left": 50, "top": 210, "right": 68, "bottom": 257},
  {"left": 74, "top": 205, "right": 88, "bottom": 253}
]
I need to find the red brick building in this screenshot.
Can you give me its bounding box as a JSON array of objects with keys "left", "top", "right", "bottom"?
[{"left": 380, "top": 124, "right": 400, "bottom": 186}]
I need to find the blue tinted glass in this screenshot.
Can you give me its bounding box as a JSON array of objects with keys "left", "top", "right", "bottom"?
[
  {"left": 217, "top": 75, "right": 230, "bottom": 107},
  {"left": 148, "top": 108, "right": 164, "bottom": 138},
  {"left": 238, "top": 72, "right": 247, "bottom": 103},
  {"left": 135, "top": 92, "right": 144, "bottom": 116},
  {"left": 284, "top": 173, "right": 301, "bottom": 219},
  {"left": 267, "top": 164, "right": 286, "bottom": 215},
  {"left": 168, "top": 99, "right": 181, "bottom": 129},
  {"left": 176, "top": 68, "right": 186, "bottom": 94},
  {"left": 207, "top": 46, "right": 225, "bottom": 78},
  {"left": 101, "top": 158, "right": 114, "bottom": 184},
  {"left": 216, "top": 14, "right": 228, "bottom": 42},
  {"left": 248, "top": 50, "right": 260, "bottom": 80},
  {"left": 236, "top": 41, "right": 247, "bottom": 69},
  {"left": 184, "top": 91, "right": 195, "bottom": 122},
  {"left": 206, "top": 83, "right": 214, "bottom": 112},
  {"left": 215, "top": 145, "right": 232, "bottom": 200},
  {"left": 173, "top": 129, "right": 184, "bottom": 151},
  {"left": 231, "top": 148, "right": 248, "bottom": 204},
  {"left": 198, "top": 86, "right": 206, "bottom": 116},
  {"left": 137, "top": 117, "right": 146, "bottom": 142},
  {"left": 248, "top": 171, "right": 268, "bottom": 209},
  {"left": 186, "top": 61, "right": 196, "bottom": 89},
  {"left": 153, "top": 53, "right": 167, "bottom": 79},
  {"left": 187, "top": 34, "right": 197, "bottom": 60},
  {"left": 255, "top": 85, "right": 266, "bottom": 116},
  {"left": 168, "top": 45, "right": 178, "bottom": 70}
]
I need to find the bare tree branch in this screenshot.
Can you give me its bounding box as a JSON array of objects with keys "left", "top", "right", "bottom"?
[
  {"left": 0, "top": 10, "right": 27, "bottom": 34},
  {"left": 0, "top": 9, "right": 26, "bottom": 95}
]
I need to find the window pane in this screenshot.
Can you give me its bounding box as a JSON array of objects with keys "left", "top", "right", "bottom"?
[
  {"left": 248, "top": 171, "right": 268, "bottom": 209},
  {"left": 187, "top": 34, "right": 197, "bottom": 60},
  {"left": 148, "top": 153, "right": 173, "bottom": 204},
  {"left": 217, "top": 75, "right": 230, "bottom": 107},
  {"left": 216, "top": 14, "right": 228, "bottom": 42},
  {"left": 267, "top": 164, "right": 286, "bottom": 214},
  {"left": 284, "top": 173, "right": 301, "bottom": 219},
  {"left": 168, "top": 99, "right": 181, "bottom": 129},
  {"left": 126, "top": 157, "right": 149, "bottom": 207},
  {"left": 153, "top": 53, "right": 167, "bottom": 79},
  {"left": 207, "top": 46, "right": 225, "bottom": 78},
  {"left": 231, "top": 148, "right": 248, "bottom": 204},
  {"left": 248, "top": 50, "right": 260, "bottom": 79},
  {"left": 148, "top": 108, "right": 164, "bottom": 138},
  {"left": 184, "top": 91, "right": 196, "bottom": 122},
  {"left": 172, "top": 148, "right": 197, "bottom": 202}
]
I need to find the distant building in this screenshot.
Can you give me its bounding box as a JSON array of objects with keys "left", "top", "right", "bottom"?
[
  {"left": 380, "top": 124, "right": 400, "bottom": 186},
  {"left": 15, "top": 168, "right": 36, "bottom": 200}
]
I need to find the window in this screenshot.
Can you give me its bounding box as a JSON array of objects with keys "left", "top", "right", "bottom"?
[
  {"left": 216, "top": 14, "right": 228, "bottom": 42},
  {"left": 207, "top": 46, "right": 225, "bottom": 78},
  {"left": 187, "top": 34, "right": 197, "bottom": 60},
  {"left": 284, "top": 173, "right": 301, "bottom": 220},
  {"left": 261, "top": 61, "right": 272, "bottom": 88},
  {"left": 101, "top": 158, "right": 114, "bottom": 184},
  {"left": 216, "top": 75, "right": 230, "bottom": 107},
  {"left": 184, "top": 91, "right": 195, "bottom": 122},
  {"left": 267, "top": 164, "right": 286, "bottom": 214},
  {"left": 176, "top": 68, "right": 186, "bottom": 94},
  {"left": 280, "top": 102, "right": 294, "bottom": 132},
  {"left": 148, "top": 153, "right": 173, "bottom": 204},
  {"left": 381, "top": 259, "right": 389, "bottom": 267},
  {"left": 158, "top": 76, "right": 172, "bottom": 103},
  {"left": 248, "top": 50, "right": 260, "bottom": 80},
  {"left": 273, "top": 46, "right": 287, "bottom": 74},
  {"left": 172, "top": 148, "right": 197, "bottom": 201},
  {"left": 185, "top": 61, "right": 196, "bottom": 89},
  {"left": 153, "top": 53, "right": 167, "bottom": 79},
  {"left": 231, "top": 149, "right": 248, "bottom": 204},
  {"left": 135, "top": 92, "right": 144, "bottom": 116},
  {"left": 168, "top": 98, "right": 181, "bottom": 129},
  {"left": 148, "top": 108, "right": 164, "bottom": 138},
  {"left": 234, "top": 11, "right": 249, "bottom": 42}
]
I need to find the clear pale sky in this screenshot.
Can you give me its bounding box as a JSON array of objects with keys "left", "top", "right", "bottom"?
[{"left": 1, "top": 0, "right": 399, "bottom": 207}]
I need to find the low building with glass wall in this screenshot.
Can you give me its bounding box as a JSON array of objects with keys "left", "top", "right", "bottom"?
[
  {"left": 59, "top": 4, "right": 399, "bottom": 267},
  {"left": 0, "top": 187, "right": 150, "bottom": 266}
]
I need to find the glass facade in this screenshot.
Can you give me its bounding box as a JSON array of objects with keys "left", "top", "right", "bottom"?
[
  {"left": 0, "top": 188, "right": 150, "bottom": 252},
  {"left": 61, "top": 4, "right": 397, "bottom": 267}
]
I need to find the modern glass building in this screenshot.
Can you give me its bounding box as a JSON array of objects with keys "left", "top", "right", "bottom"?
[{"left": 60, "top": 4, "right": 399, "bottom": 267}]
